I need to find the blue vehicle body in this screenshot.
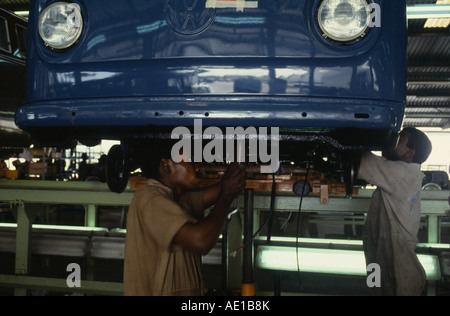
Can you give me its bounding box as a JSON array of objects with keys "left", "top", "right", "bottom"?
[{"left": 16, "top": 0, "right": 407, "bottom": 152}]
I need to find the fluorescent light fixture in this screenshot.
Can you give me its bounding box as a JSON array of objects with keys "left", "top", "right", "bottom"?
[
  {"left": 417, "top": 242, "right": 450, "bottom": 250},
  {"left": 407, "top": 4, "right": 450, "bottom": 19},
  {"left": 256, "top": 245, "right": 442, "bottom": 281},
  {"left": 14, "top": 11, "right": 29, "bottom": 18},
  {"left": 256, "top": 236, "right": 450, "bottom": 251},
  {"left": 257, "top": 246, "right": 367, "bottom": 276},
  {"left": 255, "top": 236, "right": 364, "bottom": 246},
  {"left": 0, "top": 223, "right": 108, "bottom": 233}
]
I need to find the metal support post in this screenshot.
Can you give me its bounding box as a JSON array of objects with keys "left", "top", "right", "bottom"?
[
  {"left": 84, "top": 204, "right": 97, "bottom": 227},
  {"left": 13, "top": 202, "right": 36, "bottom": 296},
  {"left": 221, "top": 222, "right": 229, "bottom": 294},
  {"left": 428, "top": 215, "right": 440, "bottom": 243},
  {"left": 227, "top": 207, "right": 243, "bottom": 292},
  {"left": 242, "top": 189, "right": 255, "bottom": 296}
]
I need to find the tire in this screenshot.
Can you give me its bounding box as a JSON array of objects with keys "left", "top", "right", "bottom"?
[{"left": 106, "top": 145, "right": 129, "bottom": 193}]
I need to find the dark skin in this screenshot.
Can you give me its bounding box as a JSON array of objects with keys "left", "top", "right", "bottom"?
[
  {"left": 158, "top": 159, "right": 246, "bottom": 255},
  {"left": 382, "top": 130, "right": 416, "bottom": 164}
]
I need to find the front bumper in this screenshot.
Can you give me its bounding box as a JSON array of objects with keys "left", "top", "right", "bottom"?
[{"left": 16, "top": 96, "right": 404, "bottom": 150}]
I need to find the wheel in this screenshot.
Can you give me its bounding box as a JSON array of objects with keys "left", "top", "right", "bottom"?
[
  {"left": 293, "top": 180, "right": 311, "bottom": 197},
  {"left": 106, "top": 145, "right": 129, "bottom": 193},
  {"left": 422, "top": 183, "right": 442, "bottom": 191}
]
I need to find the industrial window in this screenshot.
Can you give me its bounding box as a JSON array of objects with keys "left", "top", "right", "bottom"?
[
  {"left": 0, "top": 17, "right": 11, "bottom": 53},
  {"left": 15, "top": 24, "right": 27, "bottom": 59}
]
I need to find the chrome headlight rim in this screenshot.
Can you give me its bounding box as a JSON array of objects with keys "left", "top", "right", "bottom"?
[
  {"left": 38, "top": 1, "right": 84, "bottom": 51},
  {"left": 317, "top": 0, "right": 371, "bottom": 44}
]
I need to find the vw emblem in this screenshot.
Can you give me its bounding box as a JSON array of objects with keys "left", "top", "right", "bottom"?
[{"left": 165, "top": 0, "right": 216, "bottom": 35}]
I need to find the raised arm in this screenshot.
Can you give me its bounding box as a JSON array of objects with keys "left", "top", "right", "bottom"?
[{"left": 173, "top": 163, "right": 246, "bottom": 255}]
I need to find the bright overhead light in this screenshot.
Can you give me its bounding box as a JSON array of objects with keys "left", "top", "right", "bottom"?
[
  {"left": 407, "top": 4, "right": 450, "bottom": 19},
  {"left": 14, "top": 11, "right": 29, "bottom": 18}
]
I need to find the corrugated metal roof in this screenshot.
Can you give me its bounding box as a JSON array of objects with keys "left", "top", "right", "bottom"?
[
  {"left": 408, "top": 66, "right": 449, "bottom": 81},
  {"left": 408, "top": 36, "right": 449, "bottom": 66},
  {"left": 407, "top": 96, "right": 450, "bottom": 107},
  {"left": 406, "top": 95, "right": 450, "bottom": 128},
  {"left": 403, "top": 118, "right": 450, "bottom": 129},
  {"left": 0, "top": 0, "right": 29, "bottom": 11},
  {"left": 406, "top": 0, "right": 449, "bottom": 129}
]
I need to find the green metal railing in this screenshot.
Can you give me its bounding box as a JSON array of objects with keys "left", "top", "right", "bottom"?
[{"left": 0, "top": 180, "right": 448, "bottom": 296}]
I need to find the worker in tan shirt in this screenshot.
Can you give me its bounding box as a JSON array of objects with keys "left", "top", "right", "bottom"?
[
  {"left": 357, "top": 127, "right": 432, "bottom": 296},
  {"left": 124, "top": 143, "right": 246, "bottom": 296}
]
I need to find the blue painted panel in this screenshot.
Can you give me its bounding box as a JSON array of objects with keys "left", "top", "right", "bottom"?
[{"left": 17, "top": 0, "right": 407, "bottom": 147}]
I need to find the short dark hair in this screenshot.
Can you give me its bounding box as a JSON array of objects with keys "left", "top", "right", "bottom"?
[
  {"left": 140, "top": 140, "right": 177, "bottom": 179},
  {"left": 403, "top": 127, "right": 432, "bottom": 164}
]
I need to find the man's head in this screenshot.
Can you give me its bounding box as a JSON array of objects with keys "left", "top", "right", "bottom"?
[
  {"left": 383, "top": 127, "right": 432, "bottom": 164},
  {"left": 141, "top": 140, "right": 200, "bottom": 191}
]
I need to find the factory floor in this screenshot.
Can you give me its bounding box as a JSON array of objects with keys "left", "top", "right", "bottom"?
[{"left": 0, "top": 204, "right": 448, "bottom": 296}]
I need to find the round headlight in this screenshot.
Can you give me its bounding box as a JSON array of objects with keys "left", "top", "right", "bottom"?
[
  {"left": 318, "top": 0, "right": 370, "bottom": 43},
  {"left": 38, "top": 2, "right": 83, "bottom": 50}
]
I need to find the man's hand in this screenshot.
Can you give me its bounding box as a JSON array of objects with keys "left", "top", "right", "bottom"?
[
  {"left": 219, "top": 163, "right": 246, "bottom": 202},
  {"left": 202, "top": 163, "right": 247, "bottom": 208}
]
